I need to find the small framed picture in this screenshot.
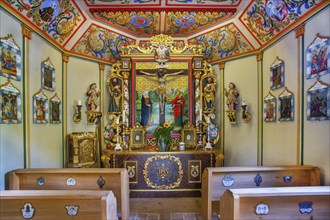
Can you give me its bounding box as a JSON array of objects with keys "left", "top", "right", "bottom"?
[
  {"left": 306, "top": 34, "right": 329, "bottom": 79},
  {"left": 264, "top": 91, "right": 276, "bottom": 122},
  {"left": 50, "top": 93, "right": 61, "bottom": 124},
  {"left": 307, "top": 78, "right": 330, "bottom": 121},
  {"left": 0, "top": 79, "right": 22, "bottom": 124},
  {"left": 129, "top": 122, "right": 146, "bottom": 150},
  {"left": 33, "top": 88, "right": 48, "bottom": 124},
  {"left": 181, "top": 122, "right": 196, "bottom": 149},
  {"left": 278, "top": 87, "right": 294, "bottom": 121},
  {"left": 270, "top": 56, "right": 284, "bottom": 90},
  {"left": 0, "top": 35, "right": 22, "bottom": 81},
  {"left": 41, "top": 57, "right": 55, "bottom": 91}
]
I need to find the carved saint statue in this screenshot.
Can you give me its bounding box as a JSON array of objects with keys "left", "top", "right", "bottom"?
[{"left": 224, "top": 82, "right": 239, "bottom": 111}]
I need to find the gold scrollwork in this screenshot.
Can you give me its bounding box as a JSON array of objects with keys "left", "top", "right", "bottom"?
[{"left": 143, "top": 155, "right": 183, "bottom": 190}]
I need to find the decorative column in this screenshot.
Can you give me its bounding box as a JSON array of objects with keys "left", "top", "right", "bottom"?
[
  {"left": 21, "top": 24, "right": 33, "bottom": 168},
  {"left": 256, "top": 52, "right": 263, "bottom": 166},
  {"left": 62, "top": 53, "right": 69, "bottom": 167},
  {"left": 295, "top": 23, "right": 305, "bottom": 165},
  {"left": 98, "top": 62, "right": 105, "bottom": 166},
  {"left": 218, "top": 61, "right": 225, "bottom": 153}
]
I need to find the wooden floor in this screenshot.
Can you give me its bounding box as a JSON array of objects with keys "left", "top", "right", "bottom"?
[{"left": 128, "top": 197, "right": 216, "bottom": 220}]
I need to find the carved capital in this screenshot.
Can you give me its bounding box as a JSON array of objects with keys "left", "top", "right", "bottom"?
[
  {"left": 256, "top": 52, "right": 263, "bottom": 62},
  {"left": 99, "top": 62, "right": 105, "bottom": 71},
  {"left": 219, "top": 61, "right": 225, "bottom": 70},
  {"left": 122, "top": 71, "right": 130, "bottom": 79},
  {"left": 62, "top": 53, "right": 70, "bottom": 63},
  {"left": 194, "top": 70, "right": 202, "bottom": 79},
  {"left": 21, "top": 24, "right": 33, "bottom": 40},
  {"left": 295, "top": 23, "right": 305, "bottom": 38}
]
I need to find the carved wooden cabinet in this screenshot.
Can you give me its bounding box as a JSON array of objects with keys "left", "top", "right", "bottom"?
[{"left": 67, "top": 132, "right": 97, "bottom": 168}]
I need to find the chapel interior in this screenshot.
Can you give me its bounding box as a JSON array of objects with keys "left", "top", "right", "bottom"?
[{"left": 0, "top": 0, "right": 329, "bottom": 219}]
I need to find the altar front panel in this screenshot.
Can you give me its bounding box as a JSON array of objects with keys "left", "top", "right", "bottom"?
[{"left": 103, "top": 150, "right": 220, "bottom": 197}]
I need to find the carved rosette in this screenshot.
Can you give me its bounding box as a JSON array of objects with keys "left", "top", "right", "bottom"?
[{"left": 143, "top": 155, "right": 183, "bottom": 189}]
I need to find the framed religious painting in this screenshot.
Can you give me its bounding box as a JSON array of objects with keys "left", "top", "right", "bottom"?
[
  {"left": 129, "top": 122, "right": 146, "bottom": 150},
  {"left": 181, "top": 122, "right": 196, "bottom": 149},
  {"left": 33, "top": 88, "right": 48, "bottom": 124},
  {"left": 306, "top": 34, "right": 329, "bottom": 79},
  {"left": 41, "top": 57, "right": 55, "bottom": 91},
  {"left": 270, "top": 56, "right": 284, "bottom": 90},
  {"left": 278, "top": 87, "right": 294, "bottom": 122},
  {"left": 0, "top": 35, "right": 22, "bottom": 81},
  {"left": 307, "top": 78, "right": 330, "bottom": 121},
  {"left": 264, "top": 91, "right": 276, "bottom": 122},
  {"left": 50, "top": 93, "right": 61, "bottom": 124},
  {"left": 0, "top": 79, "right": 21, "bottom": 124}
]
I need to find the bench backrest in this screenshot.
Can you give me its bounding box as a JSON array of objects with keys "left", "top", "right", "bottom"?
[
  {"left": 201, "top": 165, "right": 321, "bottom": 220},
  {"left": 0, "top": 190, "right": 118, "bottom": 220},
  {"left": 7, "top": 168, "right": 129, "bottom": 220},
  {"left": 220, "top": 186, "right": 330, "bottom": 219}
]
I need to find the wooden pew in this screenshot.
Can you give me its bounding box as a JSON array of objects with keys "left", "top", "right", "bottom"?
[
  {"left": 220, "top": 186, "right": 330, "bottom": 220},
  {"left": 201, "top": 165, "right": 321, "bottom": 220},
  {"left": 7, "top": 168, "right": 129, "bottom": 220},
  {"left": 0, "top": 190, "right": 118, "bottom": 220}
]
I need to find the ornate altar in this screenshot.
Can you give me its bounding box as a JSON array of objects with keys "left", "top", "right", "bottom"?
[
  {"left": 101, "top": 34, "right": 223, "bottom": 195},
  {"left": 102, "top": 150, "right": 223, "bottom": 197}
]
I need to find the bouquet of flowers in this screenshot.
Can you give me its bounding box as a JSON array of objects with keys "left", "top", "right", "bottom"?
[{"left": 154, "top": 122, "right": 173, "bottom": 151}]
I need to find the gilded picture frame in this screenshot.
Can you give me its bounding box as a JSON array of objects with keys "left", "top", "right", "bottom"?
[
  {"left": 41, "top": 57, "right": 55, "bottom": 91},
  {"left": 264, "top": 91, "right": 276, "bottom": 122},
  {"left": 307, "top": 78, "right": 330, "bottom": 121},
  {"left": 50, "top": 93, "right": 61, "bottom": 124},
  {"left": 0, "top": 35, "right": 22, "bottom": 81},
  {"left": 270, "top": 56, "right": 284, "bottom": 90},
  {"left": 278, "top": 87, "right": 294, "bottom": 122},
  {"left": 33, "top": 88, "right": 48, "bottom": 124},
  {"left": 0, "top": 79, "right": 22, "bottom": 124},
  {"left": 181, "top": 122, "right": 196, "bottom": 149},
  {"left": 306, "top": 34, "right": 329, "bottom": 79},
  {"left": 129, "top": 122, "right": 146, "bottom": 150}
]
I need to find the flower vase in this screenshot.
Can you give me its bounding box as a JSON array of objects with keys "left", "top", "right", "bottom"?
[{"left": 160, "top": 138, "right": 166, "bottom": 152}]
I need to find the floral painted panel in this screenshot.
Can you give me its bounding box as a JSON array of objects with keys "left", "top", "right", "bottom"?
[
  {"left": 85, "top": 0, "right": 161, "bottom": 7},
  {"left": 164, "top": 10, "right": 236, "bottom": 36},
  {"left": 165, "top": 0, "right": 241, "bottom": 6},
  {"left": 5, "top": 0, "right": 86, "bottom": 46},
  {"left": 240, "top": 0, "right": 326, "bottom": 45},
  {"left": 72, "top": 24, "right": 136, "bottom": 62},
  {"left": 187, "top": 23, "right": 254, "bottom": 62},
  {"left": 90, "top": 10, "right": 160, "bottom": 36}
]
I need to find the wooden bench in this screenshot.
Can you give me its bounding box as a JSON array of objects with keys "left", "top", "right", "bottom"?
[
  {"left": 0, "top": 190, "right": 118, "bottom": 220},
  {"left": 201, "top": 165, "right": 321, "bottom": 220},
  {"left": 220, "top": 186, "right": 330, "bottom": 220},
  {"left": 7, "top": 168, "right": 129, "bottom": 220}
]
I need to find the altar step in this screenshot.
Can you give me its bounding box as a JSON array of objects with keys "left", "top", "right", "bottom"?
[{"left": 129, "top": 197, "right": 218, "bottom": 220}]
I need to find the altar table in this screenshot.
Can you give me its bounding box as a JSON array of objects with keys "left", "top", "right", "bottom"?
[{"left": 101, "top": 150, "right": 223, "bottom": 197}]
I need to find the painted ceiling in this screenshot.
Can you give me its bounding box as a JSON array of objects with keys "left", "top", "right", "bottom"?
[{"left": 2, "top": 0, "right": 328, "bottom": 63}]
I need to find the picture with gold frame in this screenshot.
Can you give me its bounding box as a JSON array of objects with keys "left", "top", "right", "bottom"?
[
  {"left": 33, "top": 88, "right": 48, "bottom": 124},
  {"left": 270, "top": 56, "right": 284, "bottom": 90},
  {"left": 129, "top": 122, "right": 146, "bottom": 150},
  {"left": 307, "top": 78, "right": 330, "bottom": 121},
  {"left": 50, "top": 93, "right": 61, "bottom": 124},
  {"left": 264, "top": 91, "right": 276, "bottom": 122},
  {"left": 41, "top": 57, "right": 55, "bottom": 91},
  {"left": 278, "top": 87, "right": 294, "bottom": 122},
  {"left": 181, "top": 122, "right": 196, "bottom": 149},
  {"left": 0, "top": 35, "right": 21, "bottom": 81},
  {"left": 0, "top": 79, "right": 21, "bottom": 124}
]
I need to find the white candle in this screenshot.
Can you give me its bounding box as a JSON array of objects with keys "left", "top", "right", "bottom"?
[
  {"left": 242, "top": 99, "right": 246, "bottom": 106},
  {"left": 122, "top": 109, "right": 125, "bottom": 122},
  {"left": 116, "top": 117, "right": 120, "bottom": 124},
  {"left": 77, "top": 100, "right": 81, "bottom": 106},
  {"left": 199, "top": 109, "right": 202, "bottom": 121}
]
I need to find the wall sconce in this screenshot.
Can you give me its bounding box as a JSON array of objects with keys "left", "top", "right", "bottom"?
[
  {"left": 241, "top": 99, "right": 252, "bottom": 123},
  {"left": 73, "top": 100, "right": 82, "bottom": 124}
]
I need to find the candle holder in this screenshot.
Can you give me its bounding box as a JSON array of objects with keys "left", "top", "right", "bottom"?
[
  {"left": 241, "top": 104, "right": 252, "bottom": 123},
  {"left": 73, "top": 105, "right": 82, "bottom": 124},
  {"left": 205, "top": 123, "right": 212, "bottom": 150},
  {"left": 196, "top": 121, "right": 203, "bottom": 150},
  {"left": 114, "top": 122, "right": 122, "bottom": 151}
]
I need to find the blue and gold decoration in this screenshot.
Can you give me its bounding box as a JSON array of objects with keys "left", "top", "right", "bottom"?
[
  {"left": 222, "top": 174, "right": 234, "bottom": 187},
  {"left": 125, "top": 161, "right": 138, "bottom": 184},
  {"left": 299, "top": 201, "right": 313, "bottom": 214},
  {"left": 143, "top": 155, "right": 183, "bottom": 189}
]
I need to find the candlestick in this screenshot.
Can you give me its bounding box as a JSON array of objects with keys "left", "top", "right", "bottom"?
[
  {"left": 199, "top": 109, "right": 202, "bottom": 121},
  {"left": 77, "top": 99, "right": 82, "bottom": 106}
]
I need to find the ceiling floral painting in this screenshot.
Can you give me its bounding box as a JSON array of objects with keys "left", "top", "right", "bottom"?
[
  {"left": 90, "top": 9, "right": 160, "bottom": 37},
  {"left": 71, "top": 24, "right": 135, "bottom": 62},
  {"left": 188, "top": 23, "right": 254, "bottom": 62},
  {"left": 4, "top": 0, "right": 86, "bottom": 46},
  {"left": 240, "top": 0, "right": 328, "bottom": 45},
  {"left": 85, "top": 0, "right": 161, "bottom": 7},
  {"left": 165, "top": 0, "right": 241, "bottom": 6},
  {"left": 164, "top": 9, "right": 236, "bottom": 36}
]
